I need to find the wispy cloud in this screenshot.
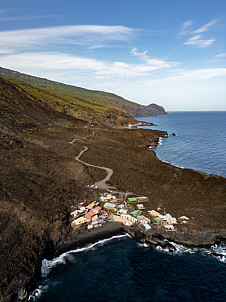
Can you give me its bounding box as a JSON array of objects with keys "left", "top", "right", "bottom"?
[
  {"left": 178, "top": 20, "right": 193, "bottom": 37},
  {"left": 192, "top": 19, "right": 218, "bottom": 34},
  {"left": 0, "top": 25, "right": 134, "bottom": 53},
  {"left": 131, "top": 48, "right": 177, "bottom": 69},
  {"left": 0, "top": 50, "right": 178, "bottom": 79},
  {"left": 179, "top": 19, "right": 218, "bottom": 48},
  {"left": 215, "top": 53, "right": 226, "bottom": 58},
  {"left": 184, "top": 35, "right": 215, "bottom": 48}
]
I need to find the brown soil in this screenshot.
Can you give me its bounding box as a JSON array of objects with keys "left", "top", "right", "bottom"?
[{"left": 0, "top": 77, "right": 225, "bottom": 301}]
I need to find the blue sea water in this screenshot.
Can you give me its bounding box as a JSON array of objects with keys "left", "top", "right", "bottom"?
[
  {"left": 138, "top": 111, "right": 226, "bottom": 177},
  {"left": 30, "top": 112, "right": 226, "bottom": 302}
]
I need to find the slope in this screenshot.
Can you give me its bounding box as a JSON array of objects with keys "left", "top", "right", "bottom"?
[{"left": 0, "top": 67, "right": 166, "bottom": 126}]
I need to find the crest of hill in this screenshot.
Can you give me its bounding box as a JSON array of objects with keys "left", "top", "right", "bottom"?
[{"left": 0, "top": 67, "right": 166, "bottom": 126}]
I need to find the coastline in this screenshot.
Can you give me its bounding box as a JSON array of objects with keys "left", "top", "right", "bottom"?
[{"left": 1, "top": 121, "right": 226, "bottom": 301}]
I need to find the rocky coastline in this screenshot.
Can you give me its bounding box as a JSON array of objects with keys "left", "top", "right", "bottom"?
[
  {"left": 16, "top": 218, "right": 225, "bottom": 301},
  {"left": 0, "top": 75, "right": 225, "bottom": 301}
]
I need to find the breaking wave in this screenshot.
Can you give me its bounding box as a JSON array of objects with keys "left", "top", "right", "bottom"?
[
  {"left": 41, "top": 234, "right": 130, "bottom": 278},
  {"left": 155, "top": 241, "right": 226, "bottom": 263}
]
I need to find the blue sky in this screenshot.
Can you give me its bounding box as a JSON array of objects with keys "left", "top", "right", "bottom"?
[{"left": 0, "top": 0, "right": 225, "bottom": 110}]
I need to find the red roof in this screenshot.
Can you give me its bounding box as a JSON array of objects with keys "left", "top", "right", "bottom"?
[
  {"left": 86, "top": 201, "right": 99, "bottom": 210},
  {"left": 85, "top": 211, "right": 95, "bottom": 221},
  {"left": 93, "top": 206, "right": 102, "bottom": 213}
]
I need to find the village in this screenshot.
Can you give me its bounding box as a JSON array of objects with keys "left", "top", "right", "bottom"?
[{"left": 70, "top": 193, "right": 190, "bottom": 233}]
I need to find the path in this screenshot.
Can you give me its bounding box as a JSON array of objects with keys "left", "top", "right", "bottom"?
[
  {"left": 75, "top": 146, "right": 116, "bottom": 191},
  {"left": 70, "top": 132, "right": 133, "bottom": 195},
  {"left": 69, "top": 132, "right": 95, "bottom": 144}
]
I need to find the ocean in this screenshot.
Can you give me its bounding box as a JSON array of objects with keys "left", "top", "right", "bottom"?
[
  {"left": 29, "top": 112, "right": 226, "bottom": 302},
  {"left": 138, "top": 111, "right": 226, "bottom": 178}
]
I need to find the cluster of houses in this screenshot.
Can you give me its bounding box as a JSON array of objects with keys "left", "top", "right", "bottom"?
[{"left": 70, "top": 193, "right": 190, "bottom": 232}]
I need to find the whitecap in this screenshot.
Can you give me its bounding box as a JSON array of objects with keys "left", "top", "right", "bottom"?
[
  {"left": 202, "top": 243, "right": 226, "bottom": 263},
  {"left": 28, "top": 285, "right": 48, "bottom": 301},
  {"left": 158, "top": 137, "right": 163, "bottom": 146},
  {"left": 41, "top": 234, "right": 130, "bottom": 277},
  {"left": 155, "top": 241, "right": 226, "bottom": 263},
  {"left": 137, "top": 243, "right": 149, "bottom": 248}
]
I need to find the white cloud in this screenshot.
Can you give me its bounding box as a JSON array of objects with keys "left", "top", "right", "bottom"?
[
  {"left": 178, "top": 20, "right": 193, "bottom": 37},
  {"left": 0, "top": 25, "right": 134, "bottom": 53},
  {"left": 183, "top": 20, "right": 193, "bottom": 29},
  {"left": 215, "top": 53, "right": 226, "bottom": 58},
  {"left": 192, "top": 19, "right": 218, "bottom": 34},
  {"left": 179, "top": 19, "right": 218, "bottom": 48},
  {"left": 184, "top": 35, "right": 215, "bottom": 48},
  {"left": 0, "top": 51, "right": 175, "bottom": 79},
  {"left": 149, "top": 68, "right": 226, "bottom": 84},
  {"left": 131, "top": 48, "right": 177, "bottom": 69}
]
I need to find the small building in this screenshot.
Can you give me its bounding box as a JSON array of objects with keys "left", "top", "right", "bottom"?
[
  {"left": 91, "top": 214, "right": 99, "bottom": 222},
  {"left": 137, "top": 204, "right": 145, "bottom": 210},
  {"left": 85, "top": 211, "right": 96, "bottom": 222},
  {"left": 70, "top": 210, "right": 79, "bottom": 218},
  {"left": 106, "top": 194, "right": 116, "bottom": 201},
  {"left": 99, "top": 196, "right": 105, "bottom": 202},
  {"left": 118, "top": 209, "right": 128, "bottom": 215},
  {"left": 170, "top": 217, "right": 177, "bottom": 224},
  {"left": 101, "top": 210, "right": 108, "bottom": 217},
  {"left": 118, "top": 204, "right": 125, "bottom": 209},
  {"left": 93, "top": 206, "right": 102, "bottom": 214},
  {"left": 104, "top": 202, "right": 117, "bottom": 210},
  {"left": 116, "top": 197, "right": 124, "bottom": 202},
  {"left": 179, "top": 216, "right": 190, "bottom": 223},
  {"left": 86, "top": 201, "right": 99, "bottom": 210},
  {"left": 159, "top": 213, "right": 172, "bottom": 220},
  {"left": 153, "top": 217, "right": 162, "bottom": 224},
  {"left": 131, "top": 210, "right": 142, "bottom": 217},
  {"left": 121, "top": 214, "right": 138, "bottom": 224},
  {"left": 71, "top": 217, "right": 87, "bottom": 227},
  {"left": 137, "top": 215, "right": 151, "bottom": 225},
  {"left": 137, "top": 196, "right": 149, "bottom": 203},
  {"left": 148, "top": 210, "right": 160, "bottom": 217},
  {"left": 128, "top": 197, "right": 138, "bottom": 203},
  {"left": 163, "top": 224, "right": 175, "bottom": 231}
]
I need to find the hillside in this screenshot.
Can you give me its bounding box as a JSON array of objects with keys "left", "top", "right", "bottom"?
[
  {"left": 0, "top": 74, "right": 225, "bottom": 301},
  {"left": 0, "top": 67, "right": 166, "bottom": 126}
]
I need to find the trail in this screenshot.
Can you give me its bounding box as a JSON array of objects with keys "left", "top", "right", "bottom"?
[
  {"left": 69, "top": 131, "right": 95, "bottom": 144},
  {"left": 75, "top": 146, "right": 116, "bottom": 191},
  {"left": 69, "top": 132, "right": 133, "bottom": 195}
]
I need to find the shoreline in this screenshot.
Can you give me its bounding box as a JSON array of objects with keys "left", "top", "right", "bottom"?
[
  {"left": 1, "top": 123, "right": 226, "bottom": 301},
  {"left": 16, "top": 128, "right": 226, "bottom": 301},
  {"left": 24, "top": 221, "right": 225, "bottom": 301}
]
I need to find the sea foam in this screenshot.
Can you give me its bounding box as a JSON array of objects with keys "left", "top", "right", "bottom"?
[{"left": 41, "top": 234, "right": 130, "bottom": 278}]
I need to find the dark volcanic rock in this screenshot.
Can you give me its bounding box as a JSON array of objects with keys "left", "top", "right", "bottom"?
[{"left": 0, "top": 75, "right": 225, "bottom": 301}]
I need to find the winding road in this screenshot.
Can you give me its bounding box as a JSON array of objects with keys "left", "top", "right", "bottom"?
[
  {"left": 75, "top": 146, "right": 116, "bottom": 191},
  {"left": 69, "top": 132, "right": 133, "bottom": 195}
]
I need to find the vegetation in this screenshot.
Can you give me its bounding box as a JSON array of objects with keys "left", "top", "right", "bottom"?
[{"left": 0, "top": 67, "right": 166, "bottom": 126}]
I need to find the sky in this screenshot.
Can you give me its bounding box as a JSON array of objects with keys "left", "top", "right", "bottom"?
[{"left": 0, "top": 0, "right": 226, "bottom": 111}]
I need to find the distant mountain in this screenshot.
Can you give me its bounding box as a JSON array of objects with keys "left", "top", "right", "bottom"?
[{"left": 0, "top": 67, "right": 167, "bottom": 126}]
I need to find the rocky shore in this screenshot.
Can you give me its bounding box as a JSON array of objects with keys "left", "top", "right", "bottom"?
[{"left": 0, "top": 76, "right": 225, "bottom": 301}]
